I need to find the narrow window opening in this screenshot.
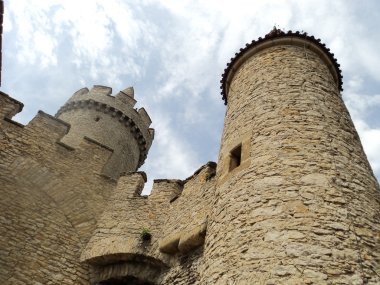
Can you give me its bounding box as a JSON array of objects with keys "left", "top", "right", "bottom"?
[{"left": 229, "top": 144, "right": 242, "bottom": 172}]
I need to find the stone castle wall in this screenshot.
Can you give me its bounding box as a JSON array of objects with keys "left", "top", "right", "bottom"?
[
  {"left": 0, "top": 88, "right": 216, "bottom": 284},
  {"left": 0, "top": 86, "right": 156, "bottom": 284},
  {"left": 0, "top": 93, "right": 119, "bottom": 284},
  {"left": 80, "top": 163, "right": 217, "bottom": 284}
]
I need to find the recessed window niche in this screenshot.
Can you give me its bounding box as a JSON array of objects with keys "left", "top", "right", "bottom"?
[{"left": 229, "top": 144, "right": 242, "bottom": 172}]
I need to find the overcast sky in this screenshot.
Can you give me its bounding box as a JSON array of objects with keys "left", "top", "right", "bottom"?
[{"left": 2, "top": 0, "right": 380, "bottom": 193}]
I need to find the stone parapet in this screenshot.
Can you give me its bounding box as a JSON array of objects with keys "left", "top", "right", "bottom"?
[
  {"left": 220, "top": 27, "right": 343, "bottom": 104},
  {"left": 0, "top": 92, "right": 118, "bottom": 284},
  {"left": 80, "top": 162, "right": 217, "bottom": 283},
  {"left": 56, "top": 85, "right": 154, "bottom": 178},
  {"left": 0, "top": 91, "right": 23, "bottom": 122},
  {"left": 56, "top": 85, "right": 153, "bottom": 168}
]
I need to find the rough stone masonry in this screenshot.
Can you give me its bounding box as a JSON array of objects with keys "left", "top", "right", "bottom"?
[{"left": 1, "top": 27, "right": 380, "bottom": 284}]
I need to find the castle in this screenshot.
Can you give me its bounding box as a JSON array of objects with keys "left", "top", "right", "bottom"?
[{"left": 1, "top": 27, "right": 380, "bottom": 284}]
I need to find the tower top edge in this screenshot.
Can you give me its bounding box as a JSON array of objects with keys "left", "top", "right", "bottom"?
[{"left": 220, "top": 28, "right": 343, "bottom": 105}]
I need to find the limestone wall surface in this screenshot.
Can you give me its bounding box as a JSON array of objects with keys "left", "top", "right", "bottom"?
[
  {"left": 0, "top": 90, "right": 213, "bottom": 284},
  {"left": 0, "top": 94, "right": 117, "bottom": 284},
  {"left": 201, "top": 42, "right": 380, "bottom": 284},
  {"left": 80, "top": 163, "right": 216, "bottom": 284},
  {"left": 0, "top": 91, "right": 23, "bottom": 121}
]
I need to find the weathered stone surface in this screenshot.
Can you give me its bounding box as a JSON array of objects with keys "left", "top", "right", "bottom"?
[
  {"left": 178, "top": 222, "right": 207, "bottom": 253},
  {"left": 199, "top": 34, "right": 380, "bottom": 284},
  {"left": 159, "top": 233, "right": 181, "bottom": 254},
  {"left": 0, "top": 87, "right": 155, "bottom": 284}
]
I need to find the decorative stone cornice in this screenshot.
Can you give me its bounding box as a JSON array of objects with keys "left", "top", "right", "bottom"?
[
  {"left": 56, "top": 99, "right": 150, "bottom": 167},
  {"left": 220, "top": 27, "right": 343, "bottom": 105}
]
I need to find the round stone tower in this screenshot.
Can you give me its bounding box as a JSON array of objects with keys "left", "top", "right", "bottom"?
[
  {"left": 56, "top": 85, "right": 154, "bottom": 179},
  {"left": 201, "top": 28, "right": 380, "bottom": 284}
]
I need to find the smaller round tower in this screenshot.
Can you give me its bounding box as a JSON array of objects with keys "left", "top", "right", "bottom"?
[{"left": 56, "top": 85, "right": 154, "bottom": 179}]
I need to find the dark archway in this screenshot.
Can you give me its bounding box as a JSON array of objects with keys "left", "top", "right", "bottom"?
[{"left": 100, "top": 275, "right": 154, "bottom": 285}]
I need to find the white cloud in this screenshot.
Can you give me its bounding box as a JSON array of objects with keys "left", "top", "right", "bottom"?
[
  {"left": 147, "top": 114, "right": 199, "bottom": 177},
  {"left": 345, "top": 77, "right": 380, "bottom": 120},
  {"left": 7, "top": 0, "right": 157, "bottom": 80},
  {"left": 3, "top": 6, "right": 12, "bottom": 33},
  {"left": 140, "top": 112, "right": 200, "bottom": 193},
  {"left": 353, "top": 119, "right": 380, "bottom": 175},
  {"left": 33, "top": 31, "right": 58, "bottom": 68},
  {"left": 344, "top": 78, "right": 380, "bottom": 177},
  {"left": 8, "top": 0, "right": 58, "bottom": 67}
]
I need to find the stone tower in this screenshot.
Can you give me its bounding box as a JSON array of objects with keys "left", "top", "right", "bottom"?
[
  {"left": 201, "top": 28, "right": 380, "bottom": 284},
  {"left": 56, "top": 85, "right": 154, "bottom": 179}
]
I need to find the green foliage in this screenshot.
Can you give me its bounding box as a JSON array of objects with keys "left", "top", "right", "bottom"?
[{"left": 140, "top": 228, "right": 152, "bottom": 241}]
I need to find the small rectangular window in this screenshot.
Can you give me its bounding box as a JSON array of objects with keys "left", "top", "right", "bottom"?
[{"left": 229, "top": 144, "right": 242, "bottom": 171}]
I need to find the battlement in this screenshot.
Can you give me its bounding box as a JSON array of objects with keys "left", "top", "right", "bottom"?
[
  {"left": 220, "top": 28, "right": 343, "bottom": 104},
  {"left": 57, "top": 85, "right": 153, "bottom": 152},
  {"left": 115, "top": 171, "right": 147, "bottom": 197},
  {"left": 0, "top": 90, "right": 23, "bottom": 121},
  {"left": 56, "top": 85, "right": 154, "bottom": 178},
  {"left": 116, "top": 86, "right": 137, "bottom": 106},
  {"left": 27, "top": 110, "right": 71, "bottom": 139},
  {"left": 149, "top": 179, "right": 183, "bottom": 203},
  {"left": 80, "top": 163, "right": 217, "bottom": 283}
]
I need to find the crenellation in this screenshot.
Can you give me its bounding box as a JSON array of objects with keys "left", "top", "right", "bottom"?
[
  {"left": 150, "top": 179, "right": 183, "bottom": 202},
  {"left": 116, "top": 171, "right": 147, "bottom": 197},
  {"left": 138, "top": 107, "right": 152, "bottom": 126},
  {"left": 55, "top": 85, "right": 154, "bottom": 178},
  {"left": 116, "top": 87, "right": 137, "bottom": 106},
  {"left": 182, "top": 161, "right": 216, "bottom": 186},
  {"left": 3, "top": 116, "right": 25, "bottom": 128},
  {"left": 27, "top": 110, "right": 71, "bottom": 141},
  {"left": 92, "top": 85, "right": 112, "bottom": 96},
  {"left": 122, "top": 86, "right": 135, "bottom": 98},
  {"left": 0, "top": 91, "right": 23, "bottom": 121},
  {"left": 2, "top": 27, "right": 380, "bottom": 285},
  {"left": 70, "top": 87, "right": 89, "bottom": 101},
  {"left": 181, "top": 161, "right": 217, "bottom": 198},
  {"left": 149, "top": 128, "right": 155, "bottom": 141}
]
